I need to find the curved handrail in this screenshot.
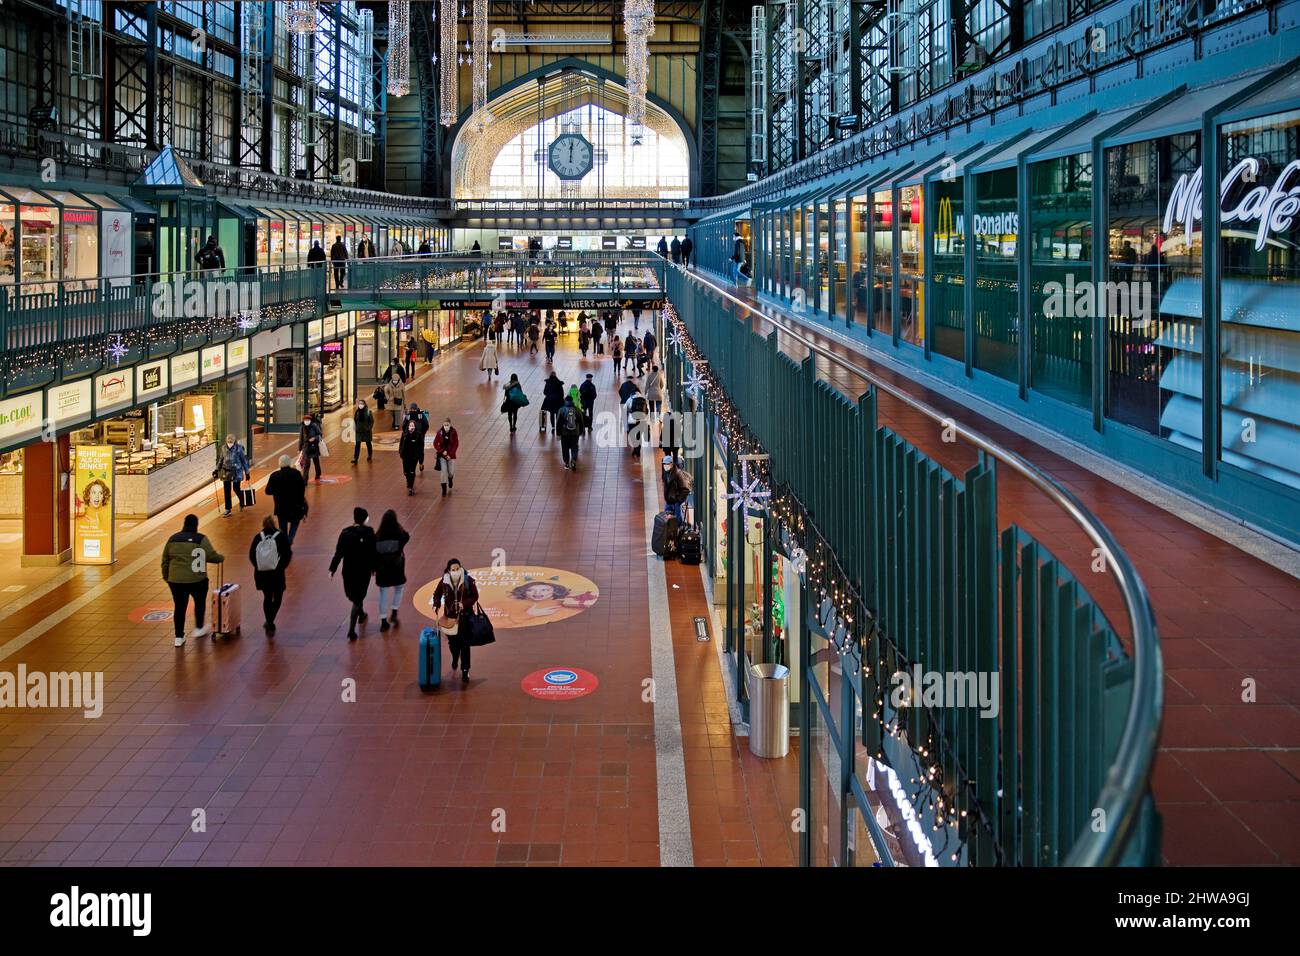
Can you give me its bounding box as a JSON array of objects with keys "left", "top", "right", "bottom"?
[{"left": 673, "top": 264, "right": 1162, "bottom": 867}]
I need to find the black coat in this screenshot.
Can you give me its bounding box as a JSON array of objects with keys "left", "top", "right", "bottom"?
[
  {"left": 329, "top": 524, "right": 376, "bottom": 601},
  {"left": 299, "top": 420, "right": 322, "bottom": 458},
  {"left": 248, "top": 529, "right": 292, "bottom": 592},
  {"left": 265, "top": 466, "right": 307, "bottom": 521},
  {"left": 374, "top": 529, "right": 410, "bottom": 588},
  {"left": 579, "top": 380, "right": 597, "bottom": 410},
  {"left": 398, "top": 428, "right": 422, "bottom": 466},
  {"left": 541, "top": 377, "right": 565, "bottom": 413}
]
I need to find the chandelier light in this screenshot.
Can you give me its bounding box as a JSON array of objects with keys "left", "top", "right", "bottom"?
[
  {"left": 623, "top": 0, "right": 654, "bottom": 129},
  {"left": 287, "top": 0, "right": 319, "bottom": 36},
  {"left": 387, "top": 0, "right": 411, "bottom": 97},
  {"left": 440, "top": 0, "right": 459, "bottom": 125},
  {"left": 470, "top": 0, "right": 492, "bottom": 130}
]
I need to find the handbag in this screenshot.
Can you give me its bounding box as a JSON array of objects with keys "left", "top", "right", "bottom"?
[
  {"left": 464, "top": 602, "right": 496, "bottom": 647},
  {"left": 319, "top": 436, "right": 331, "bottom": 458},
  {"left": 295, "top": 451, "right": 306, "bottom": 471}
]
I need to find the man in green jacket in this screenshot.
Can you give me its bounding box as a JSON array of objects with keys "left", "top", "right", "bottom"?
[
  {"left": 351, "top": 398, "right": 375, "bottom": 464},
  {"left": 160, "top": 513, "right": 225, "bottom": 647}
]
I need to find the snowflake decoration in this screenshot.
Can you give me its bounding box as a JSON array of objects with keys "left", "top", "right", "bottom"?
[
  {"left": 106, "top": 335, "right": 128, "bottom": 365},
  {"left": 667, "top": 327, "right": 685, "bottom": 350},
  {"left": 724, "top": 458, "right": 771, "bottom": 513},
  {"left": 683, "top": 368, "right": 708, "bottom": 400},
  {"left": 237, "top": 311, "right": 262, "bottom": 333}
]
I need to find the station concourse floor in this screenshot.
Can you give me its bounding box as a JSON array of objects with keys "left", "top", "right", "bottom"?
[
  {"left": 0, "top": 330, "right": 800, "bottom": 867},
  {"left": 720, "top": 274, "right": 1300, "bottom": 866}
]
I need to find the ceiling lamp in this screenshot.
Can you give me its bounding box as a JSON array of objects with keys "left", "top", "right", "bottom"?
[
  {"left": 287, "top": 1, "right": 318, "bottom": 36},
  {"left": 439, "top": 0, "right": 459, "bottom": 125},
  {"left": 470, "top": 0, "right": 491, "bottom": 130},
  {"left": 387, "top": 1, "right": 411, "bottom": 97}
]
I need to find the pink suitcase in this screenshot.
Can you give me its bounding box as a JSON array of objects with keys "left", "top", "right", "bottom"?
[{"left": 210, "top": 566, "right": 241, "bottom": 639}]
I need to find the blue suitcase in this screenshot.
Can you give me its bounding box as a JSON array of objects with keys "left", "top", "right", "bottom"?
[{"left": 419, "top": 626, "right": 441, "bottom": 690}]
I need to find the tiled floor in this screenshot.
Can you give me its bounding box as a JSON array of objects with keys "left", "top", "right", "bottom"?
[
  {"left": 0, "top": 327, "right": 798, "bottom": 867},
  {"left": 725, "top": 276, "right": 1300, "bottom": 866}
]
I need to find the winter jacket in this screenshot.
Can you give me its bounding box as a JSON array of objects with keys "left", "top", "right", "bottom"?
[
  {"left": 645, "top": 369, "right": 664, "bottom": 402},
  {"left": 643, "top": 331, "right": 657, "bottom": 354},
  {"left": 541, "top": 376, "right": 565, "bottom": 413},
  {"left": 248, "top": 529, "right": 292, "bottom": 592},
  {"left": 681, "top": 237, "right": 693, "bottom": 258},
  {"left": 384, "top": 377, "right": 405, "bottom": 407},
  {"left": 265, "top": 466, "right": 307, "bottom": 521},
  {"left": 374, "top": 529, "right": 410, "bottom": 588},
  {"left": 480, "top": 340, "right": 499, "bottom": 371},
  {"left": 216, "top": 441, "right": 251, "bottom": 482},
  {"left": 353, "top": 407, "right": 374, "bottom": 442},
  {"left": 399, "top": 427, "right": 423, "bottom": 466},
  {"left": 431, "top": 571, "right": 480, "bottom": 628},
  {"left": 433, "top": 425, "right": 459, "bottom": 460},
  {"left": 307, "top": 245, "right": 327, "bottom": 267},
  {"left": 329, "top": 524, "right": 376, "bottom": 601},
  {"left": 566, "top": 385, "right": 584, "bottom": 415},
  {"left": 557, "top": 401, "right": 582, "bottom": 437},
  {"left": 543, "top": 328, "right": 557, "bottom": 350},
  {"left": 298, "top": 420, "right": 323, "bottom": 458},
  {"left": 591, "top": 323, "right": 604, "bottom": 344},
  {"left": 624, "top": 334, "right": 639, "bottom": 357},
  {"left": 618, "top": 379, "right": 639, "bottom": 404},
  {"left": 579, "top": 380, "right": 597, "bottom": 412},
  {"left": 330, "top": 240, "right": 349, "bottom": 262},
  {"left": 161, "top": 530, "right": 223, "bottom": 585}
]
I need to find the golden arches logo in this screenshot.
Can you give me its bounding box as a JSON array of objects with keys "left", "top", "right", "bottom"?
[{"left": 937, "top": 197, "right": 961, "bottom": 240}]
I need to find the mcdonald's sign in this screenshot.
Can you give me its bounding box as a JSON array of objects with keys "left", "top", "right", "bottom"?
[{"left": 937, "top": 197, "right": 963, "bottom": 241}]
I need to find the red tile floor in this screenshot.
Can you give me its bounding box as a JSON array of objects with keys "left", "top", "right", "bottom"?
[
  {"left": 0, "top": 327, "right": 798, "bottom": 867},
  {"left": 725, "top": 278, "right": 1300, "bottom": 866}
]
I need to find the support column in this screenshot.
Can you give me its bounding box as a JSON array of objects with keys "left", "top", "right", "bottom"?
[{"left": 22, "top": 437, "right": 72, "bottom": 567}]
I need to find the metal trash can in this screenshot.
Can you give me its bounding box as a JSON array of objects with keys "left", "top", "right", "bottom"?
[{"left": 748, "top": 663, "right": 790, "bottom": 758}]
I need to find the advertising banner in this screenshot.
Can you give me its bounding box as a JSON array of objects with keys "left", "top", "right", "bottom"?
[
  {"left": 101, "top": 210, "right": 132, "bottom": 285},
  {"left": 73, "top": 445, "right": 115, "bottom": 566}
]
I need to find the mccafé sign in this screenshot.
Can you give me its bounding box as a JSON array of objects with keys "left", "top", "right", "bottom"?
[{"left": 1163, "top": 157, "right": 1300, "bottom": 251}]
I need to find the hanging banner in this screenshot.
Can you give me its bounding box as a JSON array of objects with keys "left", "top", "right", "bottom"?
[
  {"left": 101, "top": 210, "right": 132, "bottom": 285},
  {"left": 73, "top": 445, "right": 115, "bottom": 566}
]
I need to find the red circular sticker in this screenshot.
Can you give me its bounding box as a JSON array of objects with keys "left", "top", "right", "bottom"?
[
  {"left": 129, "top": 603, "right": 174, "bottom": 625},
  {"left": 520, "top": 667, "right": 599, "bottom": 701}
]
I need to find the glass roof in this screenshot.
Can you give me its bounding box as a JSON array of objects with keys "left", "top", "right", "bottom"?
[{"left": 1117, "top": 74, "right": 1265, "bottom": 141}]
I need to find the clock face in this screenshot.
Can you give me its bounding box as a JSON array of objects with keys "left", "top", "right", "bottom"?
[{"left": 548, "top": 134, "right": 594, "bottom": 180}]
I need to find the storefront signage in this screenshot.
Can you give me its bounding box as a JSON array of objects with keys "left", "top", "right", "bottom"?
[
  {"left": 322, "top": 341, "right": 342, "bottom": 353},
  {"left": 226, "top": 338, "right": 249, "bottom": 371},
  {"left": 101, "top": 211, "right": 131, "bottom": 283},
  {"left": 251, "top": 326, "right": 292, "bottom": 360},
  {"left": 1163, "top": 157, "right": 1300, "bottom": 251},
  {"left": 324, "top": 315, "right": 338, "bottom": 339},
  {"left": 556, "top": 236, "right": 573, "bottom": 250},
  {"left": 938, "top": 197, "right": 1018, "bottom": 240},
  {"left": 62, "top": 208, "right": 96, "bottom": 225},
  {"left": 200, "top": 344, "right": 226, "bottom": 382},
  {"left": 136, "top": 360, "right": 169, "bottom": 402},
  {"left": 73, "top": 445, "right": 115, "bottom": 566},
  {"left": 47, "top": 379, "right": 93, "bottom": 427},
  {"left": 307, "top": 319, "right": 323, "bottom": 346},
  {"left": 94, "top": 369, "right": 133, "bottom": 416},
  {"left": 0, "top": 392, "right": 42, "bottom": 445},
  {"left": 497, "top": 236, "right": 513, "bottom": 251},
  {"left": 601, "top": 236, "right": 617, "bottom": 250},
  {"left": 170, "top": 351, "right": 199, "bottom": 390},
  {"left": 628, "top": 236, "right": 647, "bottom": 249}
]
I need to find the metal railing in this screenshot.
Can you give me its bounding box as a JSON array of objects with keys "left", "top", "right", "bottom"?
[
  {"left": 340, "top": 254, "right": 664, "bottom": 300},
  {"left": 664, "top": 264, "right": 1162, "bottom": 866}
]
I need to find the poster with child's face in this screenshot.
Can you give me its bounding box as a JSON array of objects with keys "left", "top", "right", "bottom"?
[
  {"left": 414, "top": 565, "right": 600, "bottom": 630},
  {"left": 73, "top": 445, "right": 115, "bottom": 565}
]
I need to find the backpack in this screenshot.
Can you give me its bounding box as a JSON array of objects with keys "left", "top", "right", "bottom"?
[
  {"left": 254, "top": 532, "right": 280, "bottom": 572},
  {"left": 630, "top": 395, "right": 648, "bottom": 415},
  {"left": 558, "top": 406, "right": 580, "bottom": 436}
]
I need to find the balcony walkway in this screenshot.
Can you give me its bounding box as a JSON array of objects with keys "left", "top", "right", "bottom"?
[
  {"left": 717, "top": 271, "right": 1300, "bottom": 866},
  {"left": 0, "top": 332, "right": 797, "bottom": 867}
]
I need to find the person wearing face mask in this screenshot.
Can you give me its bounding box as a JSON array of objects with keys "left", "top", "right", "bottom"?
[
  {"left": 351, "top": 399, "right": 374, "bottom": 465},
  {"left": 399, "top": 418, "right": 422, "bottom": 494},
  {"left": 432, "top": 418, "right": 459, "bottom": 497},
  {"left": 298, "top": 414, "right": 323, "bottom": 482},
  {"left": 383, "top": 373, "right": 405, "bottom": 429},
  {"left": 329, "top": 506, "right": 377, "bottom": 641},
  {"left": 405, "top": 402, "right": 430, "bottom": 472},
  {"left": 430, "top": 558, "right": 480, "bottom": 683},
  {"left": 214, "top": 433, "right": 251, "bottom": 516}
]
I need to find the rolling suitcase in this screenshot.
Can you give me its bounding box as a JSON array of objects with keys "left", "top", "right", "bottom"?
[
  {"left": 651, "top": 511, "right": 680, "bottom": 558},
  {"left": 539, "top": 408, "right": 548, "bottom": 433},
  {"left": 677, "top": 526, "right": 702, "bottom": 565},
  {"left": 418, "top": 626, "right": 441, "bottom": 690},
  {"left": 210, "top": 566, "right": 241, "bottom": 640}
]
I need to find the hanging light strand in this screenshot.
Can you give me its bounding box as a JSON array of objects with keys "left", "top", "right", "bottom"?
[
  {"left": 623, "top": 0, "right": 654, "bottom": 129},
  {"left": 470, "top": 0, "right": 491, "bottom": 130},
  {"left": 287, "top": 0, "right": 319, "bottom": 36},
  {"left": 439, "top": 0, "right": 459, "bottom": 124},
  {"left": 387, "top": 0, "right": 411, "bottom": 97}
]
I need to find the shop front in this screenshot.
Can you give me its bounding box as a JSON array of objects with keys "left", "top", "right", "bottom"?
[{"left": 252, "top": 314, "right": 357, "bottom": 432}]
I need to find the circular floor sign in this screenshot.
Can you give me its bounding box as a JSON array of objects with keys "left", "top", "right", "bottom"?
[
  {"left": 413, "top": 565, "right": 599, "bottom": 630},
  {"left": 521, "top": 667, "right": 599, "bottom": 701},
  {"left": 129, "top": 603, "right": 174, "bottom": 624},
  {"left": 312, "top": 474, "right": 353, "bottom": 484}
]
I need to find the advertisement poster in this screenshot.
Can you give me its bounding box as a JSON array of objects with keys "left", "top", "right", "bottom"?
[
  {"left": 73, "top": 445, "right": 115, "bottom": 566},
  {"left": 101, "top": 210, "right": 132, "bottom": 284},
  {"left": 413, "top": 566, "right": 600, "bottom": 630}
]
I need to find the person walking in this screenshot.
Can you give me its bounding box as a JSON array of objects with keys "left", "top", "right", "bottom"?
[
  {"left": 577, "top": 321, "right": 590, "bottom": 357},
  {"left": 579, "top": 373, "right": 597, "bottom": 434},
  {"left": 298, "top": 414, "right": 323, "bottom": 482},
  {"left": 512, "top": 311, "right": 526, "bottom": 348},
  {"left": 528, "top": 318, "right": 540, "bottom": 354},
  {"left": 591, "top": 319, "right": 604, "bottom": 356},
  {"left": 610, "top": 333, "right": 623, "bottom": 376},
  {"left": 604, "top": 309, "right": 617, "bottom": 342},
  {"left": 383, "top": 372, "right": 405, "bottom": 429},
  {"left": 632, "top": 307, "right": 642, "bottom": 332},
  {"left": 214, "top": 433, "right": 252, "bottom": 516},
  {"left": 642, "top": 327, "right": 657, "bottom": 368},
  {"left": 541, "top": 372, "right": 565, "bottom": 434},
  {"left": 624, "top": 381, "right": 648, "bottom": 458},
  {"left": 557, "top": 394, "right": 582, "bottom": 470},
  {"left": 501, "top": 373, "right": 528, "bottom": 433},
  {"left": 399, "top": 419, "right": 422, "bottom": 495},
  {"left": 266, "top": 455, "right": 308, "bottom": 543},
  {"left": 404, "top": 338, "right": 417, "bottom": 381},
  {"left": 543, "top": 322, "right": 558, "bottom": 364},
  {"left": 307, "top": 240, "right": 327, "bottom": 270},
  {"left": 623, "top": 331, "right": 639, "bottom": 376},
  {"left": 382, "top": 358, "right": 407, "bottom": 383},
  {"left": 670, "top": 236, "right": 681, "bottom": 264},
  {"left": 433, "top": 418, "right": 459, "bottom": 496},
  {"left": 406, "top": 402, "right": 430, "bottom": 471},
  {"left": 645, "top": 364, "right": 665, "bottom": 419},
  {"left": 680, "top": 235, "right": 693, "bottom": 268},
  {"left": 480, "top": 331, "right": 500, "bottom": 381},
  {"left": 196, "top": 236, "right": 225, "bottom": 274},
  {"left": 329, "top": 234, "right": 349, "bottom": 290},
  {"left": 374, "top": 510, "right": 410, "bottom": 631},
  {"left": 656, "top": 236, "right": 669, "bottom": 258},
  {"left": 161, "top": 513, "right": 224, "bottom": 647},
  {"left": 430, "top": 558, "right": 480, "bottom": 683},
  {"left": 351, "top": 399, "right": 374, "bottom": 464},
  {"left": 249, "top": 514, "right": 292, "bottom": 636},
  {"left": 329, "top": 506, "right": 376, "bottom": 641},
  {"left": 729, "top": 231, "right": 747, "bottom": 284}
]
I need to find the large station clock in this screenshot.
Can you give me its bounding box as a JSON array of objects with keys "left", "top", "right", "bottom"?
[{"left": 548, "top": 133, "right": 594, "bottom": 180}]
